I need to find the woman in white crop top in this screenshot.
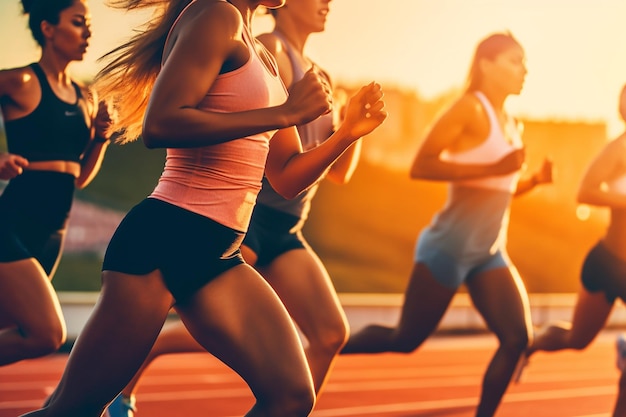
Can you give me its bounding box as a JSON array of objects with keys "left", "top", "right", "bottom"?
[
  {"left": 342, "top": 32, "right": 553, "bottom": 417},
  {"left": 21, "top": 1, "right": 387, "bottom": 417},
  {"left": 522, "top": 84, "right": 626, "bottom": 416}
]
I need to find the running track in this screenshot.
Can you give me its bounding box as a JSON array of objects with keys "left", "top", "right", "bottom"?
[{"left": 1, "top": 331, "right": 620, "bottom": 417}]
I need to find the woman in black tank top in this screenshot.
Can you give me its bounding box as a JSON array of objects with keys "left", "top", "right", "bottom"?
[{"left": 0, "top": 0, "right": 114, "bottom": 367}]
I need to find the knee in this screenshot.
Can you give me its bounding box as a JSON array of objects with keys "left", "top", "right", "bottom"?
[
  {"left": 569, "top": 338, "right": 591, "bottom": 351},
  {"left": 389, "top": 334, "right": 422, "bottom": 354},
  {"left": 287, "top": 387, "right": 316, "bottom": 417},
  {"left": 392, "top": 342, "right": 419, "bottom": 354},
  {"left": 310, "top": 319, "right": 349, "bottom": 355},
  {"left": 499, "top": 329, "right": 529, "bottom": 354},
  {"left": 265, "top": 383, "right": 315, "bottom": 417}
]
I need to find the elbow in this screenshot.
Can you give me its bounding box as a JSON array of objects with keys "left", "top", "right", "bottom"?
[
  {"left": 272, "top": 180, "right": 303, "bottom": 200},
  {"left": 409, "top": 165, "right": 427, "bottom": 180},
  {"left": 576, "top": 190, "right": 590, "bottom": 205},
  {"left": 334, "top": 176, "right": 351, "bottom": 185},
  {"left": 142, "top": 115, "right": 170, "bottom": 149},
  {"left": 141, "top": 126, "right": 161, "bottom": 149},
  {"left": 326, "top": 171, "right": 352, "bottom": 185},
  {"left": 277, "top": 187, "right": 300, "bottom": 200},
  {"left": 75, "top": 177, "right": 89, "bottom": 190},
  {"left": 409, "top": 154, "right": 429, "bottom": 179}
]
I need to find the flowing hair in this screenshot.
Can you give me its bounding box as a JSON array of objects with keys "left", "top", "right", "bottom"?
[
  {"left": 94, "top": 0, "right": 193, "bottom": 143},
  {"left": 465, "top": 32, "right": 521, "bottom": 93}
]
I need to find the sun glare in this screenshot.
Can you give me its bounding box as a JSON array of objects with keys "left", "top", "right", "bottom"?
[{"left": 576, "top": 205, "right": 591, "bottom": 221}]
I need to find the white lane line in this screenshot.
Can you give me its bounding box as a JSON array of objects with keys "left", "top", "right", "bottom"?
[{"left": 309, "top": 385, "right": 616, "bottom": 416}]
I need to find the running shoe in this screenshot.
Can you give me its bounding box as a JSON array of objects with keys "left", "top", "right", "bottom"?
[
  {"left": 106, "top": 394, "right": 136, "bottom": 417},
  {"left": 616, "top": 333, "right": 626, "bottom": 371}
]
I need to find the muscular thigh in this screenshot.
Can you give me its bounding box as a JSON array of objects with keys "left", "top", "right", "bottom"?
[
  {"left": 175, "top": 264, "right": 308, "bottom": 391},
  {"left": 467, "top": 265, "right": 532, "bottom": 340}
]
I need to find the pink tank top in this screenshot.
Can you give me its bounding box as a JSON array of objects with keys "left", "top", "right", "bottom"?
[{"left": 150, "top": 4, "right": 287, "bottom": 232}]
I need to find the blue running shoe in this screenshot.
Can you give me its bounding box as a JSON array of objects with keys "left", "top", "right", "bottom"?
[
  {"left": 107, "top": 394, "right": 136, "bottom": 417},
  {"left": 617, "top": 333, "right": 626, "bottom": 371}
]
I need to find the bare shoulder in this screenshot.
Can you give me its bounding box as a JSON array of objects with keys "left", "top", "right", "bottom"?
[
  {"left": 162, "top": 0, "right": 243, "bottom": 65},
  {"left": 180, "top": 0, "right": 242, "bottom": 37},
  {"left": 0, "top": 65, "right": 35, "bottom": 97},
  {"left": 257, "top": 32, "right": 282, "bottom": 56},
  {"left": 438, "top": 92, "right": 482, "bottom": 125}
]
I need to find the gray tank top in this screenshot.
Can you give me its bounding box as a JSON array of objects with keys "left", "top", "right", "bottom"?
[{"left": 256, "top": 31, "right": 335, "bottom": 220}]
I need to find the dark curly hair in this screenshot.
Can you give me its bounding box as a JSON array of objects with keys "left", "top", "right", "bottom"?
[{"left": 21, "top": 0, "right": 76, "bottom": 47}]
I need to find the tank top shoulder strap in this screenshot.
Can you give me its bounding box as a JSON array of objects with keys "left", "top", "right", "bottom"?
[
  {"left": 473, "top": 91, "right": 498, "bottom": 124},
  {"left": 30, "top": 62, "right": 83, "bottom": 103},
  {"left": 71, "top": 80, "right": 83, "bottom": 100},
  {"left": 30, "top": 63, "right": 52, "bottom": 96},
  {"left": 271, "top": 31, "right": 305, "bottom": 84}
]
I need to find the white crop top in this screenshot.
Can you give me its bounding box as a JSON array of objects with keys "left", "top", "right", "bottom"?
[{"left": 441, "top": 91, "right": 523, "bottom": 192}]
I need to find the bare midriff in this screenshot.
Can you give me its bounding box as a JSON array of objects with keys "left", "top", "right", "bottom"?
[{"left": 26, "top": 160, "right": 80, "bottom": 178}]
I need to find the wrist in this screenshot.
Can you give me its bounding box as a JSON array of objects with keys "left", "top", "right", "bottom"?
[
  {"left": 94, "top": 135, "right": 110, "bottom": 144},
  {"left": 334, "top": 124, "right": 358, "bottom": 144},
  {"left": 530, "top": 174, "right": 539, "bottom": 187}
]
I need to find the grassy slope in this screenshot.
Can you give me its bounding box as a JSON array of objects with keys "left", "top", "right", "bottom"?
[
  {"left": 304, "top": 160, "right": 605, "bottom": 294},
  {"left": 53, "top": 140, "right": 166, "bottom": 291},
  {"left": 53, "top": 131, "right": 606, "bottom": 294}
]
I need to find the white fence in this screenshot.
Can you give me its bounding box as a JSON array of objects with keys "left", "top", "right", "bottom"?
[{"left": 58, "top": 292, "right": 626, "bottom": 341}]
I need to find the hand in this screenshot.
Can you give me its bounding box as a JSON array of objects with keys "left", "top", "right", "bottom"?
[
  {"left": 94, "top": 99, "right": 117, "bottom": 141},
  {"left": 284, "top": 67, "right": 332, "bottom": 126},
  {"left": 340, "top": 82, "right": 388, "bottom": 140},
  {"left": 533, "top": 157, "right": 554, "bottom": 185},
  {"left": 0, "top": 153, "right": 29, "bottom": 180},
  {"left": 493, "top": 148, "right": 525, "bottom": 175}
]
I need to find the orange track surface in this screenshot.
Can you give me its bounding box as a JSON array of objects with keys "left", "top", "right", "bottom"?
[{"left": 1, "top": 332, "right": 620, "bottom": 417}]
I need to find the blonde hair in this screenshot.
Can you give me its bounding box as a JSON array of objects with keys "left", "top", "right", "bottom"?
[{"left": 94, "top": 0, "right": 193, "bottom": 143}]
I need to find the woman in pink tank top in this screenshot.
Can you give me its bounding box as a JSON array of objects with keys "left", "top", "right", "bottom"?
[
  {"left": 106, "top": 2, "right": 360, "bottom": 415},
  {"left": 21, "top": 1, "right": 387, "bottom": 417}
]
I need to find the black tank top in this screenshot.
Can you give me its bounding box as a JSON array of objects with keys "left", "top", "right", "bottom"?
[{"left": 4, "top": 63, "right": 91, "bottom": 163}]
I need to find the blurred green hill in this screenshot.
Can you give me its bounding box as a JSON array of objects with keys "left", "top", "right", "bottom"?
[
  {"left": 74, "top": 140, "right": 166, "bottom": 211},
  {"left": 303, "top": 107, "right": 610, "bottom": 293}
]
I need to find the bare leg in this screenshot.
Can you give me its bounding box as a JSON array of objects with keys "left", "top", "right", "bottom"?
[
  {"left": 119, "top": 320, "right": 204, "bottom": 399},
  {"left": 615, "top": 370, "right": 626, "bottom": 417},
  {"left": 174, "top": 263, "right": 314, "bottom": 417},
  {"left": 466, "top": 266, "right": 532, "bottom": 417},
  {"left": 119, "top": 244, "right": 344, "bottom": 402},
  {"left": 258, "top": 245, "right": 348, "bottom": 396},
  {"left": 0, "top": 259, "right": 66, "bottom": 365},
  {"left": 21, "top": 270, "right": 174, "bottom": 417},
  {"left": 528, "top": 288, "right": 612, "bottom": 355},
  {"left": 341, "top": 262, "right": 456, "bottom": 354}
]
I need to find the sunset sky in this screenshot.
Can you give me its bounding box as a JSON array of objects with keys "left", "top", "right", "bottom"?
[{"left": 1, "top": 0, "right": 625, "bottom": 136}]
